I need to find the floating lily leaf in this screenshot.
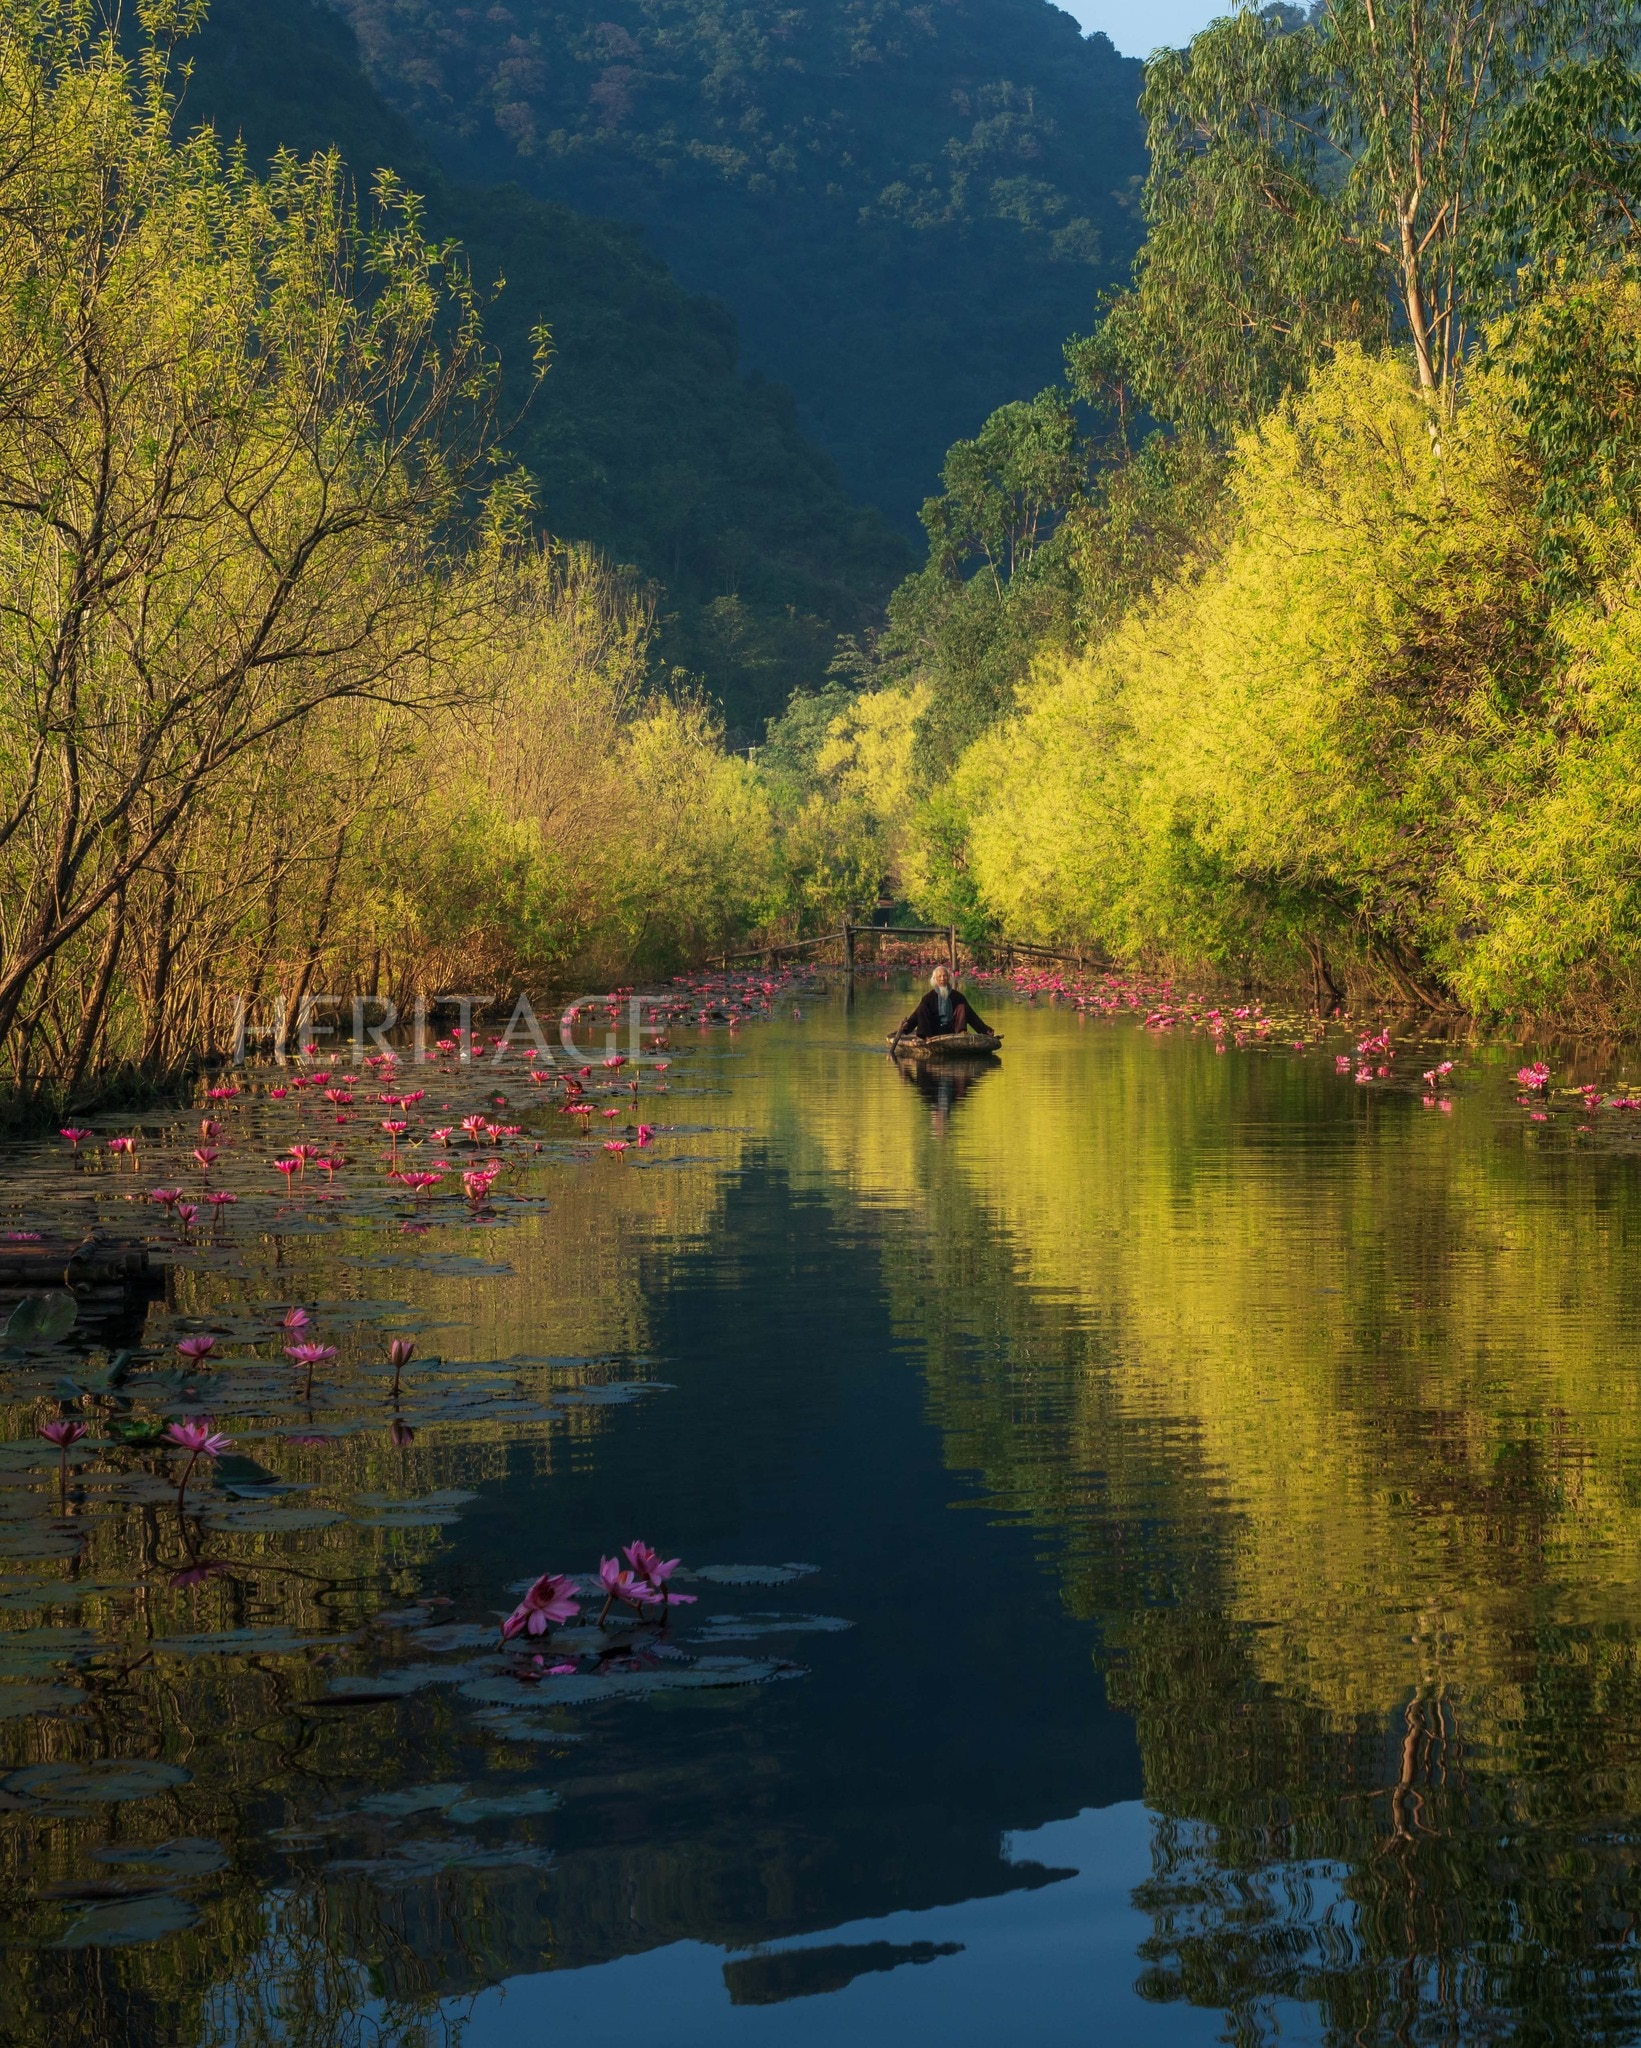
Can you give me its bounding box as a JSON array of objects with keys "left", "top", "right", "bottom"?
[
  {"left": 91, "top": 1838, "right": 227, "bottom": 1876},
  {"left": 7, "top": 1759, "right": 191, "bottom": 1803},
  {"left": 445, "top": 1787, "right": 559, "bottom": 1823},
  {"left": 104, "top": 1418, "right": 170, "bottom": 1447},
  {"left": 212, "top": 1454, "right": 302, "bottom": 1501},
  {"left": 688, "top": 1564, "right": 819, "bottom": 1587},
  {"left": 0, "top": 1680, "right": 81, "bottom": 1715},
  {"left": 326, "top": 1838, "right": 554, "bottom": 1879},
  {"left": 201, "top": 1506, "right": 342, "bottom": 1533},
  {"left": 55, "top": 1892, "right": 198, "bottom": 1946},
  {"left": 0, "top": 1525, "right": 82, "bottom": 1559},
  {"left": 694, "top": 1614, "right": 854, "bottom": 1640},
  {"left": 327, "top": 1659, "right": 501, "bottom": 1699},
  {"left": 404, "top": 1623, "right": 496, "bottom": 1653},
  {"left": 459, "top": 1656, "right": 802, "bottom": 1708},
  {"left": 351, "top": 1491, "right": 477, "bottom": 1511},
  {"left": 58, "top": 1352, "right": 135, "bottom": 1399},
  {"left": 3, "top": 1293, "right": 78, "bottom": 1349},
  {"left": 471, "top": 1710, "right": 585, "bottom": 1744},
  {"left": 356, "top": 1783, "right": 468, "bottom": 1819},
  {"left": 151, "top": 1628, "right": 340, "bottom": 1659}
]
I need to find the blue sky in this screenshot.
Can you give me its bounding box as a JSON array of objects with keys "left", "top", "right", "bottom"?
[{"left": 1063, "top": 0, "right": 1229, "bottom": 57}]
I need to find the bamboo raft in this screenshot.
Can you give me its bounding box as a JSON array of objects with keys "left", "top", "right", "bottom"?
[{"left": 887, "top": 1030, "right": 1003, "bottom": 1062}]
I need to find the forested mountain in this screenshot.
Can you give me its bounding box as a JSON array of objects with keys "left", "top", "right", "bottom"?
[
  {"left": 328, "top": 0, "right": 1150, "bottom": 524},
  {"left": 180, "top": 0, "right": 911, "bottom": 731}
]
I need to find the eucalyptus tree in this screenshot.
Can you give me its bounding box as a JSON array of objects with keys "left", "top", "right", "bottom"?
[{"left": 1109, "top": 0, "right": 1641, "bottom": 434}]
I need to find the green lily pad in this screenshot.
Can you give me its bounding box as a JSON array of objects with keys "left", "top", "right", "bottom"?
[
  {"left": 446, "top": 1787, "right": 559, "bottom": 1823},
  {"left": 0, "top": 1680, "right": 82, "bottom": 1715},
  {"left": 7, "top": 1759, "right": 191, "bottom": 1803},
  {"left": 355, "top": 1783, "right": 467, "bottom": 1818},
  {"left": 4, "top": 1293, "right": 78, "bottom": 1349},
  {"left": 55, "top": 1892, "right": 198, "bottom": 1946},
  {"left": 201, "top": 1506, "right": 342, "bottom": 1533},
  {"left": 91, "top": 1838, "right": 227, "bottom": 1876},
  {"left": 0, "top": 1525, "right": 82, "bottom": 1560},
  {"left": 689, "top": 1564, "right": 818, "bottom": 1586},
  {"left": 694, "top": 1613, "right": 853, "bottom": 1640},
  {"left": 459, "top": 1655, "right": 801, "bottom": 1708},
  {"left": 326, "top": 1838, "right": 554, "bottom": 1879}
]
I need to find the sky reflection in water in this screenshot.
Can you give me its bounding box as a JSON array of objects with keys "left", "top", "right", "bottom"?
[{"left": 5, "top": 981, "right": 1641, "bottom": 2046}]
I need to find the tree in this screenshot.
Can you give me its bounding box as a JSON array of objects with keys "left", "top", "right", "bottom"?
[
  {"left": 0, "top": 0, "right": 532, "bottom": 1092},
  {"left": 1109, "top": 0, "right": 1641, "bottom": 434}
]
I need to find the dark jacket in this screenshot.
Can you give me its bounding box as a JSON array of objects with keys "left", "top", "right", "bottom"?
[{"left": 897, "top": 988, "right": 990, "bottom": 1038}]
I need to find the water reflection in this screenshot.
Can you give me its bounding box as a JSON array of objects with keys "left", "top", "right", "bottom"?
[
  {"left": 894, "top": 1048, "right": 999, "bottom": 1131},
  {"left": 3, "top": 989, "right": 1641, "bottom": 2043}
]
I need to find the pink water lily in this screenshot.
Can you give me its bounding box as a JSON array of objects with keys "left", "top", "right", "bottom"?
[
  {"left": 285, "top": 1342, "right": 336, "bottom": 1400},
  {"left": 596, "top": 1555, "right": 649, "bottom": 1621},
  {"left": 282, "top": 1306, "right": 310, "bottom": 1333},
  {"left": 388, "top": 1337, "right": 414, "bottom": 1399},
  {"left": 106, "top": 1136, "right": 136, "bottom": 1164},
  {"left": 59, "top": 1127, "right": 92, "bottom": 1147},
  {"left": 635, "top": 1125, "right": 655, "bottom": 1146},
  {"left": 164, "top": 1415, "right": 233, "bottom": 1515},
  {"left": 501, "top": 1571, "right": 581, "bottom": 1642},
  {"left": 39, "top": 1418, "right": 87, "bottom": 1450},
  {"left": 192, "top": 1147, "right": 218, "bottom": 1175},
  {"left": 176, "top": 1335, "right": 217, "bottom": 1365},
  {"left": 150, "top": 1187, "right": 182, "bottom": 1208}
]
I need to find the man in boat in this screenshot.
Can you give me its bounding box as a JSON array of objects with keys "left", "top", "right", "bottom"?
[{"left": 896, "top": 964, "right": 992, "bottom": 1040}]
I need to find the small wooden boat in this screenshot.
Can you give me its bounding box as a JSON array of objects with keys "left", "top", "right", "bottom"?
[{"left": 887, "top": 1030, "right": 1003, "bottom": 1062}]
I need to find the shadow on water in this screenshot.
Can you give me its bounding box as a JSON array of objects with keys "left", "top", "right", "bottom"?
[{"left": 5, "top": 981, "right": 1641, "bottom": 2043}]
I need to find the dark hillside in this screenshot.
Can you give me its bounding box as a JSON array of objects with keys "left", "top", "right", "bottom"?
[
  {"left": 330, "top": 0, "right": 1149, "bottom": 524},
  {"left": 180, "top": 0, "right": 910, "bottom": 731}
]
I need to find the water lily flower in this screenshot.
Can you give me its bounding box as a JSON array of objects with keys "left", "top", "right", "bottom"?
[
  {"left": 205, "top": 1190, "right": 238, "bottom": 1213},
  {"left": 107, "top": 1136, "right": 136, "bottom": 1164},
  {"left": 59, "top": 1127, "right": 92, "bottom": 1147},
  {"left": 273, "top": 1157, "right": 300, "bottom": 1184},
  {"left": 285, "top": 1342, "right": 336, "bottom": 1401},
  {"left": 176, "top": 1336, "right": 217, "bottom": 1365},
  {"left": 635, "top": 1125, "right": 655, "bottom": 1146},
  {"left": 150, "top": 1187, "right": 182, "bottom": 1208},
  {"left": 1517, "top": 1062, "right": 1551, "bottom": 1090},
  {"left": 596, "top": 1555, "right": 650, "bottom": 1621},
  {"left": 39, "top": 1416, "right": 87, "bottom": 1506},
  {"left": 164, "top": 1415, "right": 233, "bottom": 1513},
  {"left": 268, "top": 1085, "right": 288, "bottom": 1098},
  {"left": 388, "top": 1337, "right": 415, "bottom": 1398},
  {"left": 282, "top": 1306, "right": 310, "bottom": 1334},
  {"left": 501, "top": 1571, "right": 580, "bottom": 1641},
  {"left": 192, "top": 1147, "right": 218, "bottom": 1174},
  {"left": 603, "top": 1140, "right": 629, "bottom": 1153}
]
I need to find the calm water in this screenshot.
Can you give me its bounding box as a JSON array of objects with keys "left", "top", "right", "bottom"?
[{"left": 4, "top": 979, "right": 1641, "bottom": 2046}]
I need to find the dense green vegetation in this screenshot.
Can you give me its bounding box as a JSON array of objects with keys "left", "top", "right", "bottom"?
[
  {"left": 331, "top": 0, "right": 1148, "bottom": 525},
  {"left": 183, "top": 0, "right": 911, "bottom": 735},
  {"left": 823, "top": 0, "right": 1641, "bottom": 1020}
]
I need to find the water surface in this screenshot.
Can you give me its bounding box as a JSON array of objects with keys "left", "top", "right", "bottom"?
[{"left": 3, "top": 981, "right": 1641, "bottom": 2046}]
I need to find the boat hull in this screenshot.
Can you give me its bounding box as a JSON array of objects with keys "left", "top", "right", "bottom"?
[{"left": 888, "top": 1030, "right": 1003, "bottom": 1062}]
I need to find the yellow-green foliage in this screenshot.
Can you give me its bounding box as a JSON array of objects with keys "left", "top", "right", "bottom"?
[{"left": 954, "top": 331, "right": 1641, "bottom": 1014}]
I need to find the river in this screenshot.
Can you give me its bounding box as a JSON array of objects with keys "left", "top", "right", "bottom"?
[{"left": 1, "top": 973, "right": 1638, "bottom": 2047}]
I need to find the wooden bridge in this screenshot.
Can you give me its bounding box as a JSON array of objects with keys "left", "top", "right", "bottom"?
[{"left": 712, "top": 923, "right": 1104, "bottom": 973}]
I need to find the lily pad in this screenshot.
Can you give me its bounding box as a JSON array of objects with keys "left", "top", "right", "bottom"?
[
  {"left": 4, "top": 1293, "right": 78, "bottom": 1349},
  {"left": 7, "top": 1759, "right": 192, "bottom": 1803},
  {"left": 355, "top": 1783, "right": 468, "bottom": 1819},
  {"left": 0, "top": 1525, "right": 82, "bottom": 1560},
  {"left": 694, "top": 1613, "right": 853, "bottom": 1640},
  {"left": 151, "top": 1628, "right": 339, "bottom": 1659},
  {"left": 91, "top": 1838, "right": 227, "bottom": 1876},
  {"left": 326, "top": 1837, "right": 554, "bottom": 1879},
  {"left": 201, "top": 1506, "right": 342, "bottom": 1533},
  {"left": 471, "top": 1710, "right": 585, "bottom": 1744},
  {"left": 688, "top": 1564, "right": 818, "bottom": 1587},
  {"left": 404, "top": 1623, "right": 497, "bottom": 1653},
  {"left": 445, "top": 1786, "right": 559, "bottom": 1823},
  {"left": 55, "top": 1892, "right": 198, "bottom": 1946},
  {"left": 459, "top": 1655, "right": 802, "bottom": 1708},
  {"left": 0, "top": 1680, "right": 82, "bottom": 1715}
]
